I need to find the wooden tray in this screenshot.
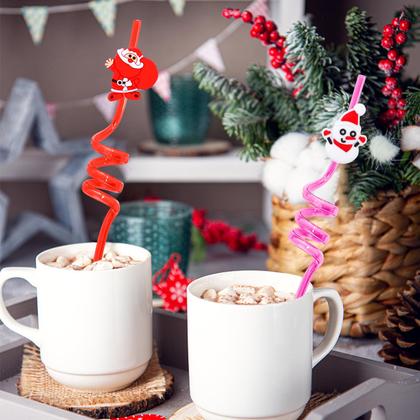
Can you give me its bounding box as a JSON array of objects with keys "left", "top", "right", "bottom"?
[{"left": 0, "top": 297, "right": 419, "bottom": 419}]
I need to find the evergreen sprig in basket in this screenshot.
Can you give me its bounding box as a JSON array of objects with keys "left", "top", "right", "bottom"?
[
  {"left": 193, "top": 6, "right": 420, "bottom": 337},
  {"left": 109, "top": 200, "right": 192, "bottom": 274}
]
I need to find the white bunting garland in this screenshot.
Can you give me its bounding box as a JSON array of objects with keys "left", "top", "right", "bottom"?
[
  {"left": 89, "top": 0, "right": 117, "bottom": 36},
  {"left": 169, "top": 0, "right": 186, "bottom": 16},
  {"left": 196, "top": 38, "right": 225, "bottom": 72},
  {"left": 21, "top": 6, "right": 49, "bottom": 44}
]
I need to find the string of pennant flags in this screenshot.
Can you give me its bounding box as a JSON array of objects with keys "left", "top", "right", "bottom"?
[
  {"left": 0, "top": 0, "right": 259, "bottom": 44},
  {"left": 0, "top": 0, "right": 268, "bottom": 120}
]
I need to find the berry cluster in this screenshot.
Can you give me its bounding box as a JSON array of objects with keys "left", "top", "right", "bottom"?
[
  {"left": 378, "top": 15, "right": 411, "bottom": 126},
  {"left": 192, "top": 209, "right": 267, "bottom": 253},
  {"left": 222, "top": 8, "right": 295, "bottom": 81}
]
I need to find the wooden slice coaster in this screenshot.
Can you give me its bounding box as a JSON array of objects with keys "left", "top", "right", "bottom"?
[
  {"left": 169, "top": 392, "right": 339, "bottom": 420},
  {"left": 17, "top": 344, "right": 174, "bottom": 419},
  {"left": 138, "top": 140, "right": 231, "bottom": 157}
]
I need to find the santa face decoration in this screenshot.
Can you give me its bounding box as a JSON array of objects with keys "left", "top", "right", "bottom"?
[
  {"left": 105, "top": 47, "right": 158, "bottom": 101},
  {"left": 322, "top": 103, "right": 367, "bottom": 164}
]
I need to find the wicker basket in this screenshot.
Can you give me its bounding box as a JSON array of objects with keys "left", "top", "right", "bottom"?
[{"left": 267, "top": 185, "right": 420, "bottom": 337}]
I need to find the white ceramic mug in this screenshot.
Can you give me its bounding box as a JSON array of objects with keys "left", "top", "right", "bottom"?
[
  {"left": 0, "top": 242, "right": 152, "bottom": 392},
  {"left": 187, "top": 270, "right": 344, "bottom": 420}
]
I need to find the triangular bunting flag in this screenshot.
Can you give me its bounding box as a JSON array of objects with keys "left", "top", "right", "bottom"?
[
  {"left": 93, "top": 93, "right": 117, "bottom": 122},
  {"left": 196, "top": 38, "right": 225, "bottom": 72},
  {"left": 89, "top": 0, "right": 116, "bottom": 37},
  {"left": 21, "top": 6, "right": 49, "bottom": 45},
  {"left": 248, "top": 0, "right": 269, "bottom": 18},
  {"left": 153, "top": 71, "right": 171, "bottom": 102},
  {"left": 169, "top": 0, "right": 186, "bottom": 16}
]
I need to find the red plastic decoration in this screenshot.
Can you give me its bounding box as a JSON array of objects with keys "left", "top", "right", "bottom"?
[
  {"left": 153, "top": 254, "right": 192, "bottom": 313},
  {"left": 82, "top": 20, "right": 158, "bottom": 261}
]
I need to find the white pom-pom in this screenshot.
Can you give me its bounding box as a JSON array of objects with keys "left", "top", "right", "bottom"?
[
  {"left": 401, "top": 126, "right": 420, "bottom": 151},
  {"left": 270, "top": 132, "right": 309, "bottom": 164},
  {"left": 308, "top": 140, "right": 330, "bottom": 172},
  {"left": 369, "top": 135, "right": 399, "bottom": 163},
  {"left": 285, "top": 167, "right": 319, "bottom": 204},
  {"left": 353, "top": 103, "right": 366, "bottom": 116},
  {"left": 262, "top": 160, "right": 293, "bottom": 197},
  {"left": 316, "top": 170, "right": 339, "bottom": 203}
]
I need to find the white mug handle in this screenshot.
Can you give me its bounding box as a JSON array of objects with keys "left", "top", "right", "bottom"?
[
  {"left": 0, "top": 267, "right": 41, "bottom": 347},
  {"left": 312, "top": 288, "right": 343, "bottom": 367}
]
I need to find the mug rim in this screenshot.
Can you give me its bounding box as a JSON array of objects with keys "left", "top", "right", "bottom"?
[
  {"left": 36, "top": 242, "right": 151, "bottom": 274},
  {"left": 187, "top": 270, "right": 311, "bottom": 309}
]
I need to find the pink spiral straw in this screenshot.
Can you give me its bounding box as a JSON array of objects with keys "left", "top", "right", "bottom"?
[{"left": 289, "top": 75, "right": 366, "bottom": 298}]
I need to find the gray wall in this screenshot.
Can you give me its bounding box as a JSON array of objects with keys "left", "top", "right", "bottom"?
[{"left": 0, "top": 0, "right": 418, "bottom": 224}]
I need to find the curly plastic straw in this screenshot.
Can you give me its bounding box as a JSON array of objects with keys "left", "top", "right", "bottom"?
[
  {"left": 289, "top": 75, "right": 366, "bottom": 298},
  {"left": 82, "top": 20, "right": 141, "bottom": 261}
]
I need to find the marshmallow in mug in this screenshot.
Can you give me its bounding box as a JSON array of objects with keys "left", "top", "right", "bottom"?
[
  {"left": 44, "top": 251, "right": 142, "bottom": 271},
  {"left": 201, "top": 285, "right": 295, "bottom": 305}
]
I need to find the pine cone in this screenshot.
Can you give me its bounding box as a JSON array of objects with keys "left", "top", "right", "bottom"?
[{"left": 378, "top": 270, "right": 420, "bottom": 370}]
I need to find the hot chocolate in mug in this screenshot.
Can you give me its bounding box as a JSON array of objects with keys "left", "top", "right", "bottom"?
[
  {"left": 187, "top": 270, "right": 344, "bottom": 420},
  {"left": 0, "top": 243, "right": 152, "bottom": 392}
]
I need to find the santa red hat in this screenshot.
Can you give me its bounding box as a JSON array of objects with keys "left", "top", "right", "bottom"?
[{"left": 340, "top": 103, "right": 366, "bottom": 126}]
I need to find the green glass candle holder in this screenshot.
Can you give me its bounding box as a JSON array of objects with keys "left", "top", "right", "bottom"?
[
  {"left": 149, "top": 74, "right": 210, "bottom": 145},
  {"left": 109, "top": 200, "right": 192, "bottom": 274}
]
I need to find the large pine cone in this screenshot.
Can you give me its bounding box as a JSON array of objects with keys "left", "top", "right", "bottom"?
[{"left": 378, "top": 270, "right": 420, "bottom": 369}]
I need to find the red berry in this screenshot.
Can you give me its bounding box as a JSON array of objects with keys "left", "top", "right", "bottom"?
[
  {"left": 281, "top": 63, "right": 289, "bottom": 71},
  {"left": 392, "top": 17, "right": 400, "bottom": 27},
  {"left": 285, "top": 73, "right": 295, "bottom": 82},
  {"left": 397, "top": 98, "right": 406, "bottom": 108},
  {"left": 269, "top": 30, "right": 280, "bottom": 42},
  {"left": 395, "top": 32, "right": 407, "bottom": 45},
  {"left": 232, "top": 9, "right": 241, "bottom": 18},
  {"left": 250, "top": 29, "right": 259, "bottom": 38},
  {"left": 275, "top": 49, "right": 285, "bottom": 61},
  {"left": 385, "top": 77, "right": 397, "bottom": 89},
  {"left": 399, "top": 19, "right": 411, "bottom": 31},
  {"left": 386, "top": 109, "right": 396, "bottom": 119},
  {"left": 391, "top": 88, "right": 402, "bottom": 98},
  {"left": 265, "top": 20, "right": 277, "bottom": 32},
  {"left": 378, "top": 59, "right": 393, "bottom": 73},
  {"left": 276, "top": 36, "right": 286, "bottom": 48},
  {"left": 396, "top": 55, "right": 406, "bottom": 66},
  {"left": 381, "top": 37, "right": 394, "bottom": 50},
  {"left": 269, "top": 47, "right": 278, "bottom": 56},
  {"left": 382, "top": 86, "right": 392, "bottom": 96},
  {"left": 259, "top": 31, "right": 269, "bottom": 42},
  {"left": 252, "top": 23, "right": 264, "bottom": 34},
  {"left": 286, "top": 61, "right": 296, "bottom": 68},
  {"left": 391, "top": 118, "right": 400, "bottom": 126},
  {"left": 383, "top": 24, "right": 394, "bottom": 36},
  {"left": 241, "top": 10, "right": 253, "bottom": 22},
  {"left": 387, "top": 98, "right": 397, "bottom": 109},
  {"left": 387, "top": 49, "right": 398, "bottom": 61},
  {"left": 271, "top": 59, "right": 281, "bottom": 69},
  {"left": 254, "top": 15, "right": 266, "bottom": 24},
  {"left": 222, "top": 8, "right": 232, "bottom": 18},
  {"left": 396, "top": 109, "right": 406, "bottom": 119}
]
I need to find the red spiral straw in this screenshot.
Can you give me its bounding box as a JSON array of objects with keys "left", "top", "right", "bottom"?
[
  {"left": 82, "top": 20, "right": 142, "bottom": 261},
  {"left": 289, "top": 75, "right": 366, "bottom": 298}
]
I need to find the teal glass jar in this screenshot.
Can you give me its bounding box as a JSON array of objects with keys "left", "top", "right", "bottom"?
[
  {"left": 149, "top": 74, "right": 210, "bottom": 145},
  {"left": 109, "top": 200, "right": 192, "bottom": 274}
]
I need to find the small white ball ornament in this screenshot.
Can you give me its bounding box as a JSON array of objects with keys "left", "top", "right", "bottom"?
[{"left": 369, "top": 135, "right": 399, "bottom": 163}]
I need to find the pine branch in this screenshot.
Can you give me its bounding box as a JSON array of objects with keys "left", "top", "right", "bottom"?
[
  {"left": 246, "top": 65, "right": 301, "bottom": 133},
  {"left": 347, "top": 169, "right": 394, "bottom": 208},
  {"left": 405, "top": 88, "right": 420, "bottom": 125},
  {"left": 345, "top": 7, "right": 386, "bottom": 117},
  {"left": 308, "top": 90, "right": 350, "bottom": 132},
  {"left": 286, "top": 22, "right": 335, "bottom": 105},
  {"left": 193, "top": 62, "right": 260, "bottom": 111},
  {"left": 402, "top": 6, "right": 420, "bottom": 48}
]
